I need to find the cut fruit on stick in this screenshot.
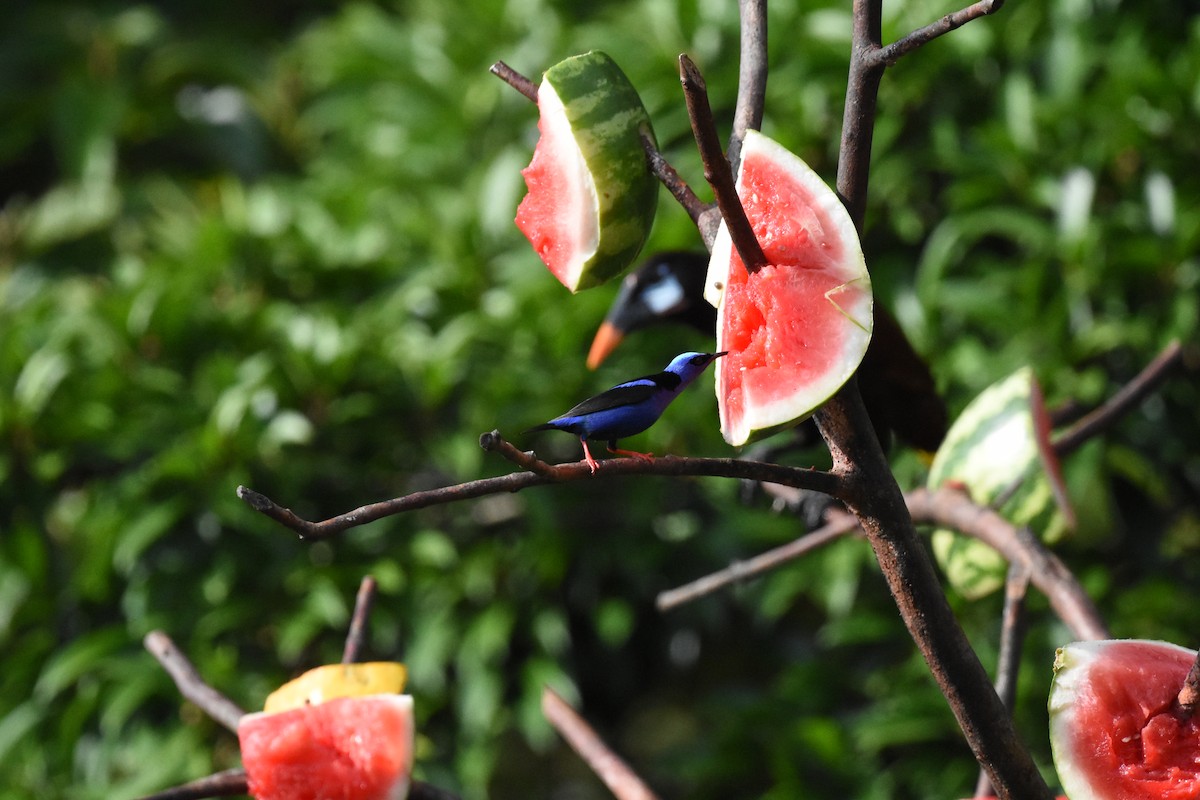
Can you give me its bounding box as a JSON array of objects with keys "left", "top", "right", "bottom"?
[
  {"left": 706, "top": 129, "right": 872, "bottom": 446},
  {"left": 515, "top": 50, "right": 658, "bottom": 292},
  {"left": 240, "top": 694, "right": 415, "bottom": 800},
  {"left": 1049, "top": 639, "right": 1200, "bottom": 800},
  {"left": 927, "top": 366, "right": 1074, "bottom": 599}
]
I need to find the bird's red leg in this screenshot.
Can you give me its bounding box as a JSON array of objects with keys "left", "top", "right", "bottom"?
[
  {"left": 607, "top": 440, "right": 654, "bottom": 462},
  {"left": 580, "top": 438, "right": 601, "bottom": 473}
]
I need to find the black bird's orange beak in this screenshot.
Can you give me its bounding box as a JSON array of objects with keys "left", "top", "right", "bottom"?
[{"left": 586, "top": 321, "right": 625, "bottom": 369}]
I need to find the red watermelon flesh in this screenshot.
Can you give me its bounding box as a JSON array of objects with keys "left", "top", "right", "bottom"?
[
  {"left": 239, "top": 694, "right": 414, "bottom": 800},
  {"left": 1050, "top": 640, "right": 1200, "bottom": 799},
  {"left": 707, "top": 130, "right": 871, "bottom": 446},
  {"left": 515, "top": 90, "right": 595, "bottom": 288}
]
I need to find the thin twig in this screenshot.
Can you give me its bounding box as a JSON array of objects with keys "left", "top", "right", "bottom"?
[
  {"left": 641, "top": 129, "right": 712, "bottom": 231},
  {"left": 342, "top": 575, "right": 378, "bottom": 664},
  {"left": 973, "top": 565, "right": 1031, "bottom": 799},
  {"left": 906, "top": 488, "right": 1108, "bottom": 642},
  {"left": 1052, "top": 339, "right": 1184, "bottom": 457},
  {"left": 679, "top": 54, "right": 769, "bottom": 274},
  {"left": 238, "top": 432, "right": 844, "bottom": 542},
  {"left": 489, "top": 60, "right": 537, "bottom": 102},
  {"left": 542, "top": 687, "right": 661, "bottom": 800},
  {"left": 136, "top": 769, "right": 459, "bottom": 800},
  {"left": 481, "top": 430, "right": 557, "bottom": 475},
  {"left": 872, "top": 0, "right": 1006, "bottom": 67},
  {"left": 658, "top": 487, "right": 1105, "bottom": 642},
  {"left": 144, "top": 631, "right": 245, "bottom": 733},
  {"left": 726, "top": 0, "right": 768, "bottom": 172},
  {"left": 133, "top": 768, "right": 248, "bottom": 800},
  {"left": 657, "top": 511, "right": 861, "bottom": 610}
]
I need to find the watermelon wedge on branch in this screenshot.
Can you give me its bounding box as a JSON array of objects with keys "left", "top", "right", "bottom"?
[
  {"left": 1050, "top": 640, "right": 1200, "bottom": 800},
  {"left": 927, "top": 367, "right": 1074, "bottom": 599},
  {"left": 705, "top": 129, "right": 873, "bottom": 446},
  {"left": 515, "top": 50, "right": 658, "bottom": 292},
  {"left": 239, "top": 662, "right": 415, "bottom": 800}
]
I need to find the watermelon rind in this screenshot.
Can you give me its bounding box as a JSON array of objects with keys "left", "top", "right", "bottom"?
[
  {"left": 515, "top": 51, "right": 658, "bottom": 292},
  {"left": 928, "top": 367, "right": 1074, "bottom": 599},
  {"left": 1049, "top": 639, "right": 1199, "bottom": 800},
  {"left": 705, "top": 129, "right": 872, "bottom": 446}
]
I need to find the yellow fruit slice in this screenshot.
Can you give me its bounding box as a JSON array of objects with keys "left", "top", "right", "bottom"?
[{"left": 263, "top": 662, "right": 407, "bottom": 714}]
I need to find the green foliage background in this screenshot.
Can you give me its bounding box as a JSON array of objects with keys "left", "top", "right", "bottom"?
[{"left": 1, "top": 1, "right": 1197, "bottom": 798}]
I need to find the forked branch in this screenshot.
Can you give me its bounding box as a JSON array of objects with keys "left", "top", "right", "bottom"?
[{"left": 238, "top": 431, "right": 844, "bottom": 541}]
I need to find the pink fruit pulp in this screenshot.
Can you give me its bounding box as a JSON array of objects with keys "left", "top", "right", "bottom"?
[
  {"left": 1067, "top": 642, "right": 1200, "bottom": 799},
  {"left": 717, "top": 144, "right": 868, "bottom": 442},
  {"left": 239, "top": 695, "right": 413, "bottom": 800}
]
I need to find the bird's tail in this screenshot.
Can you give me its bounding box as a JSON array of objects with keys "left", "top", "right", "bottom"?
[{"left": 523, "top": 422, "right": 561, "bottom": 435}]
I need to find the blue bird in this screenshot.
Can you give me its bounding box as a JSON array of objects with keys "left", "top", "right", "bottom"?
[{"left": 527, "top": 351, "right": 727, "bottom": 473}]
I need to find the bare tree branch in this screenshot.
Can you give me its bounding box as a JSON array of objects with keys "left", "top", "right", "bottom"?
[
  {"left": 906, "top": 488, "right": 1108, "bottom": 641},
  {"left": 342, "top": 575, "right": 378, "bottom": 664},
  {"left": 144, "top": 631, "right": 245, "bottom": 733},
  {"left": 827, "top": 0, "right": 1056, "bottom": 792},
  {"left": 133, "top": 769, "right": 248, "bottom": 800},
  {"left": 679, "top": 54, "right": 769, "bottom": 274},
  {"left": 489, "top": 60, "right": 537, "bottom": 102},
  {"left": 873, "top": 0, "right": 1006, "bottom": 67},
  {"left": 974, "top": 565, "right": 1031, "bottom": 799},
  {"left": 726, "top": 0, "right": 768, "bottom": 172},
  {"left": 660, "top": 486, "right": 1105, "bottom": 643},
  {"left": 238, "top": 431, "right": 844, "bottom": 542},
  {"left": 1053, "top": 339, "right": 1185, "bottom": 457},
  {"left": 136, "top": 769, "right": 459, "bottom": 800},
  {"left": 657, "top": 510, "right": 862, "bottom": 610},
  {"left": 640, "top": 129, "right": 712, "bottom": 230},
  {"left": 818, "top": 388, "right": 1054, "bottom": 799},
  {"left": 542, "top": 687, "right": 661, "bottom": 800}
]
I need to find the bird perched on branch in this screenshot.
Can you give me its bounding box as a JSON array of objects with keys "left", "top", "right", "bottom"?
[
  {"left": 527, "top": 351, "right": 726, "bottom": 473},
  {"left": 587, "top": 251, "right": 948, "bottom": 453}
]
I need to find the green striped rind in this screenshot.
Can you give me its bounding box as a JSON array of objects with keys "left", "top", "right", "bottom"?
[
  {"left": 543, "top": 51, "right": 657, "bottom": 290},
  {"left": 927, "top": 367, "right": 1073, "bottom": 599}
]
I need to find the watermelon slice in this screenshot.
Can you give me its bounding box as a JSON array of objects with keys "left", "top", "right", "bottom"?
[
  {"left": 928, "top": 367, "right": 1074, "bottom": 599},
  {"left": 240, "top": 694, "right": 415, "bottom": 800},
  {"left": 264, "top": 662, "right": 407, "bottom": 713},
  {"left": 1049, "top": 640, "right": 1200, "bottom": 800},
  {"left": 705, "top": 130, "right": 872, "bottom": 446},
  {"left": 515, "top": 51, "right": 658, "bottom": 292}
]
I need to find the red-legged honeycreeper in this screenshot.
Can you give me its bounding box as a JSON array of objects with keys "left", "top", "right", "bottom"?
[{"left": 526, "top": 351, "right": 727, "bottom": 473}]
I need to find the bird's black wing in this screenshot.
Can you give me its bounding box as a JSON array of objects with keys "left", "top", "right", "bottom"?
[{"left": 559, "top": 371, "right": 681, "bottom": 418}]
